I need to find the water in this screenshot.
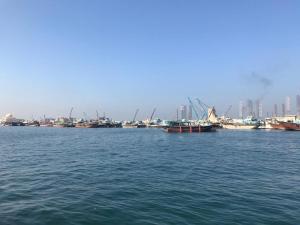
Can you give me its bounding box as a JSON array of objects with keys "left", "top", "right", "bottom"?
[{"left": 0, "top": 127, "right": 299, "bottom": 225}]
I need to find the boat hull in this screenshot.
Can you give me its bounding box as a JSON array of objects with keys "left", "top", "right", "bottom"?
[
  {"left": 277, "top": 122, "right": 300, "bottom": 131},
  {"left": 164, "top": 125, "right": 214, "bottom": 133},
  {"left": 222, "top": 124, "right": 259, "bottom": 129},
  {"left": 270, "top": 123, "right": 285, "bottom": 130}
]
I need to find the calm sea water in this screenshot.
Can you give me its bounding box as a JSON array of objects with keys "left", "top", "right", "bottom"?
[{"left": 0, "top": 127, "right": 299, "bottom": 225}]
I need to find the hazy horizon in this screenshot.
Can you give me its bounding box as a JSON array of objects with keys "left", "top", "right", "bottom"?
[{"left": 1, "top": 0, "right": 300, "bottom": 120}]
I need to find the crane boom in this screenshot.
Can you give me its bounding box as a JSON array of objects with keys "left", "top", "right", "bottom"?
[
  {"left": 187, "top": 97, "right": 199, "bottom": 120},
  {"left": 150, "top": 108, "right": 156, "bottom": 121},
  {"left": 224, "top": 105, "right": 232, "bottom": 117},
  {"left": 133, "top": 109, "right": 139, "bottom": 122},
  {"left": 195, "top": 98, "right": 212, "bottom": 120}
]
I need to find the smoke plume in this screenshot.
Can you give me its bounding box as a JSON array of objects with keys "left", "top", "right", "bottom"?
[{"left": 244, "top": 72, "right": 273, "bottom": 100}]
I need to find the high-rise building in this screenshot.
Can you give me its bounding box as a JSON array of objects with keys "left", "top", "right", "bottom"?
[
  {"left": 247, "top": 99, "right": 253, "bottom": 116},
  {"left": 296, "top": 95, "right": 300, "bottom": 115},
  {"left": 188, "top": 104, "right": 193, "bottom": 120},
  {"left": 274, "top": 104, "right": 278, "bottom": 117},
  {"left": 282, "top": 103, "right": 286, "bottom": 116},
  {"left": 255, "top": 100, "right": 262, "bottom": 118},
  {"left": 259, "top": 102, "right": 263, "bottom": 118},
  {"left": 239, "top": 101, "right": 244, "bottom": 118},
  {"left": 285, "top": 96, "right": 291, "bottom": 115},
  {"left": 180, "top": 105, "right": 187, "bottom": 120}
]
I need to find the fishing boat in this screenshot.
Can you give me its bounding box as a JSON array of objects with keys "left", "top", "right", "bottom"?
[
  {"left": 270, "top": 121, "right": 285, "bottom": 130},
  {"left": 221, "top": 116, "right": 260, "bottom": 129},
  {"left": 164, "top": 121, "right": 215, "bottom": 133},
  {"left": 122, "top": 121, "right": 146, "bottom": 128},
  {"left": 0, "top": 114, "right": 24, "bottom": 126},
  {"left": 275, "top": 121, "right": 300, "bottom": 131},
  {"left": 75, "top": 119, "right": 98, "bottom": 128}
]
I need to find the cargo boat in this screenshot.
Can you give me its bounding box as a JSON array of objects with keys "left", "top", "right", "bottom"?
[
  {"left": 122, "top": 121, "right": 146, "bottom": 128},
  {"left": 221, "top": 116, "right": 260, "bottom": 130},
  {"left": 164, "top": 121, "right": 215, "bottom": 133},
  {"left": 222, "top": 123, "right": 259, "bottom": 129},
  {"left": 75, "top": 121, "right": 98, "bottom": 128},
  {"left": 275, "top": 121, "right": 300, "bottom": 131}
]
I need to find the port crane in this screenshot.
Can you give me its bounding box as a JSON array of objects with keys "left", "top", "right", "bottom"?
[
  {"left": 195, "top": 98, "right": 209, "bottom": 120},
  {"left": 224, "top": 105, "right": 232, "bottom": 118},
  {"left": 187, "top": 97, "right": 199, "bottom": 120},
  {"left": 149, "top": 108, "right": 156, "bottom": 121},
  {"left": 133, "top": 109, "right": 139, "bottom": 122}
]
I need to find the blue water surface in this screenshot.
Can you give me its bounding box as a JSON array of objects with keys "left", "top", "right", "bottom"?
[{"left": 0, "top": 127, "right": 299, "bottom": 225}]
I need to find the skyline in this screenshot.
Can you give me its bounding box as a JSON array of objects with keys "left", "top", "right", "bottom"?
[{"left": 1, "top": 0, "right": 300, "bottom": 120}]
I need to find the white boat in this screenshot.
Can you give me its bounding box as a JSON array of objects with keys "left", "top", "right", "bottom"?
[
  {"left": 222, "top": 116, "right": 260, "bottom": 130},
  {"left": 222, "top": 123, "right": 259, "bottom": 129}
]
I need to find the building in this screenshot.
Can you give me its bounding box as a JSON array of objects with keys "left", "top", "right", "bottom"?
[
  {"left": 180, "top": 105, "right": 187, "bottom": 120},
  {"left": 282, "top": 103, "right": 286, "bottom": 116},
  {"left": 259, "top": 102, "right": 263, "bottom": 118},
  {"left": 188, "top": 104, "right": 193, "bottom": 120},
  {"left": 255, "top": 100, "right": 263, "bottom": 118},
  {"left": 285, "top": 96, "right": 291, "bottom": 115},
  {"left": 239, "top": 101, "right": 244, "bottom": 118},
  {"left": 274, "top": 104, "right": 278, "bottom": 117},
  {"left": 246, "top": 99, "right": 253, "bottom": 116},
  {"left": 297, "top": 95, "right": 300, "bottom": 115}
]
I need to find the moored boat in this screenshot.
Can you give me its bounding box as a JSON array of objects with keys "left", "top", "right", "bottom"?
[
  {"left": 164, "top": 121, "right": 215, "bottom": 133},
  {"left": 276, "top": 121, "right": 300, "bottom": 131},
  {"left": 221, "top": 116, "right": 260, "bottom": 130},
  {"left": 222, "top": 123, "right": 259, "bottom": 129},
  {"left": 165, "top": 124, "right": 214, "bottom": 133},
  {"left": 122, "top": 121, "right": 146, "bottom": 128}
]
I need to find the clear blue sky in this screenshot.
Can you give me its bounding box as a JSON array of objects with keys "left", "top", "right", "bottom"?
[{"left": 0, "top": 0, "right": 300, "bottom": 120}]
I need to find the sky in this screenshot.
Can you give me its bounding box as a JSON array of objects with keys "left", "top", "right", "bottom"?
[{"left": 0, "top": 0, "right": 300, "bottom": 120}]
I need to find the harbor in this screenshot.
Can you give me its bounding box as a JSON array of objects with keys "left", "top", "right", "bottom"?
[{"left": 1, "top": 101, "right": 300, "bottom": 131}]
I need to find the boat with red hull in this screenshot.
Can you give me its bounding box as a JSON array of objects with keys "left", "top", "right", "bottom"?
[
  {"left": 277, "top": 121, "right": 300, "bottom": 131},
  {"left": 164, "top": 124, "right": 214, "bottom": 133},
  {"left": 270, "top": 122, "right": 285, "bottom": 130}
]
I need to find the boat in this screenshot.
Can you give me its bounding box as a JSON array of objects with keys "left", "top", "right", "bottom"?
[
  {"left": 122, "top": 121, "right": 146, "bottom": 128},
  {"left": 0, "top": 114, "right": 24, "bottom": 126},
  {"left": 222, "top": 123, "right": 259, "bottom": 129},
  {"left": 23, "top": 120, "right": 40, "bottom": 127},
  {"left": 270, "top": 121, "right": 285, "bottom": 130},
  {"left": 165, "top": 124, "right": 214, "bottom": 133},
  {"left": 53, "top": 122, "right": 75, "bottom": 128},
  {"left": 221, "top": 116, "right": 260, "bottom": 130},
  {"left": 75, "top": 122, "right": 98, "bottom": 128},
  {"left": 164, "top": 121, "right": 215, "bottom": 133},
  {"left": 275, "top": 121, "right": 300, "bottom": 131}
]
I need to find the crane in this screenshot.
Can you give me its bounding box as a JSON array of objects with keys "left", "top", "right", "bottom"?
[
  {"left": 149, "top": 108, "right": 156, "bottom": 121},
  {"left": 224, "top": 105, "right": 232, "bottom": 118},
  {"left": 187, "top": 97, "right": 199, "bottom": 120},
  {"left": 195, "top": 98, "right": 209, "bottom": 119},
  {"left": 133, "top": 109, "right": 139, "bottom": 122}
]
